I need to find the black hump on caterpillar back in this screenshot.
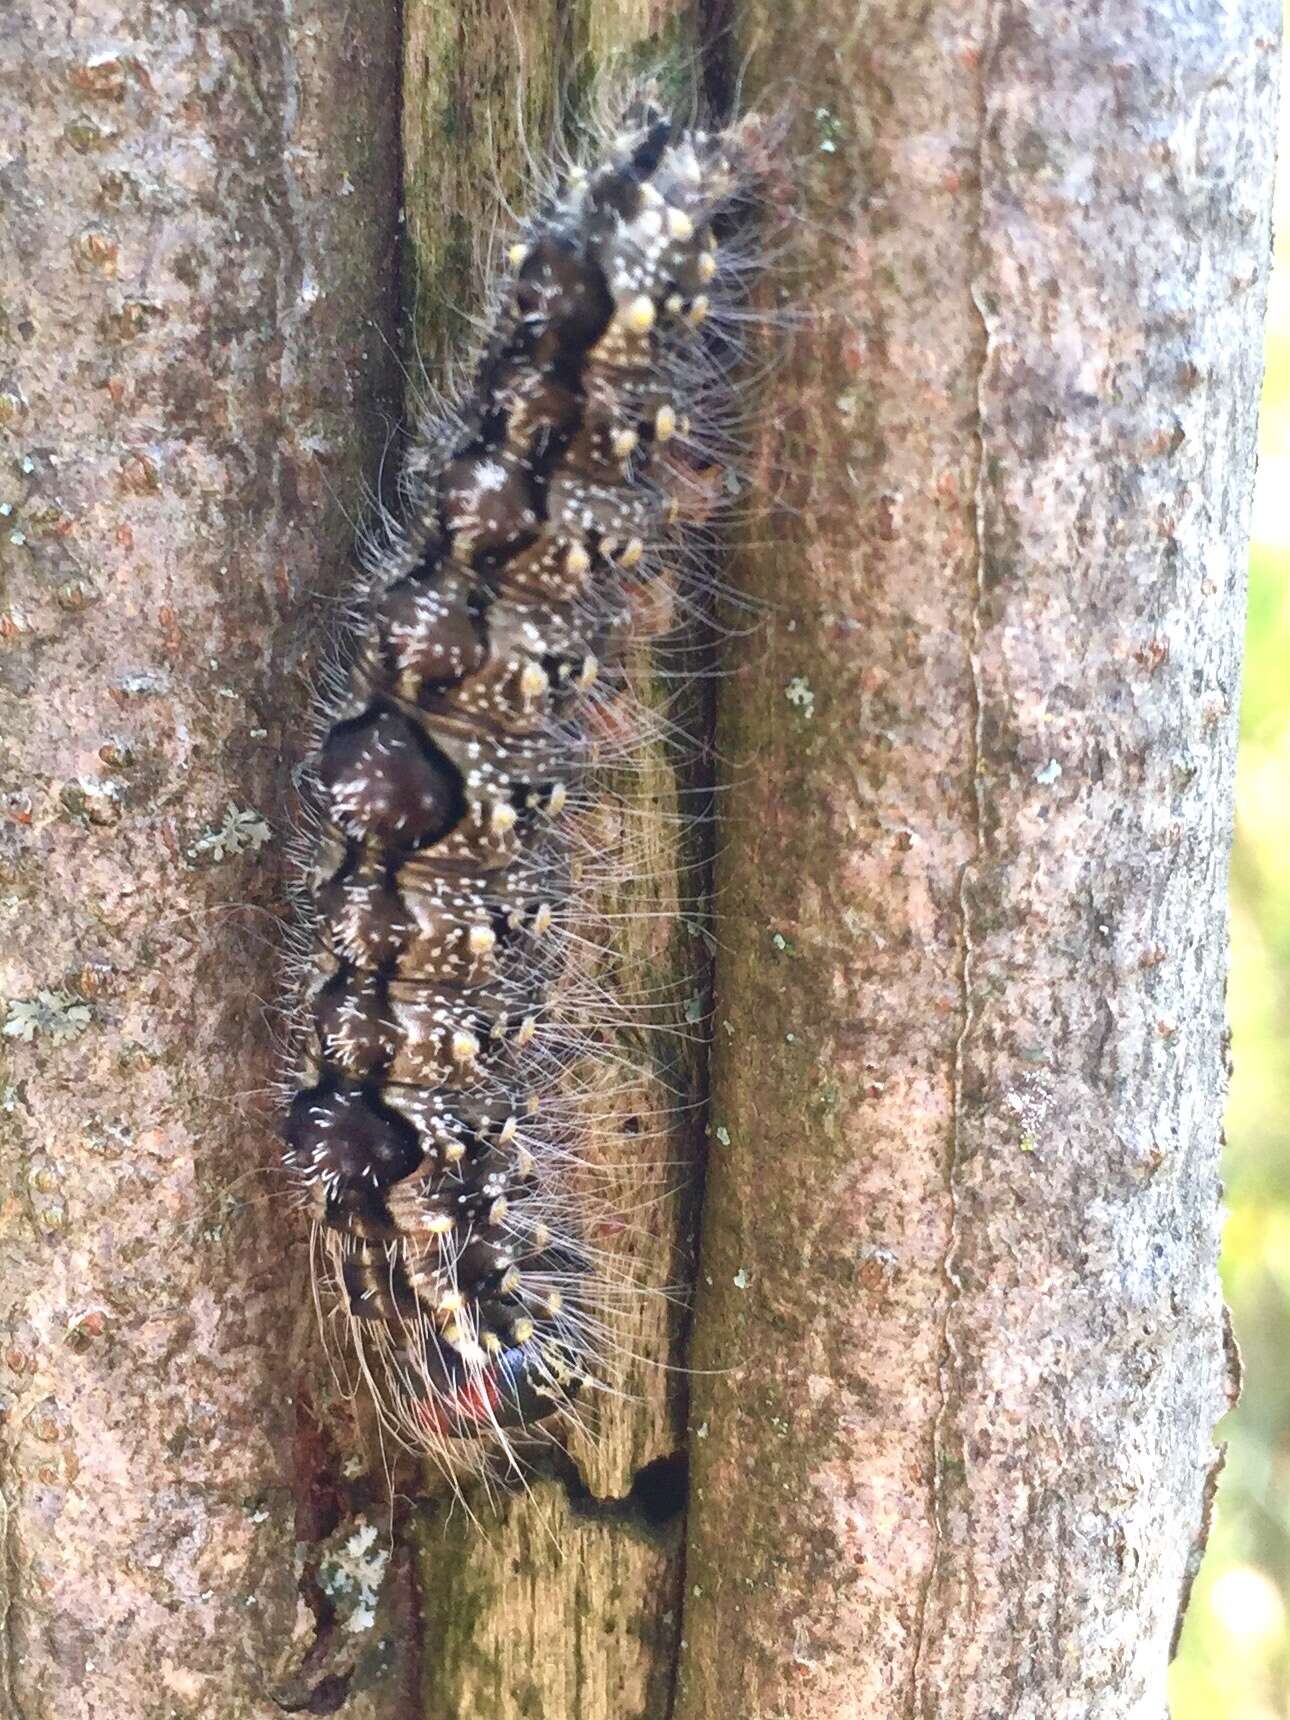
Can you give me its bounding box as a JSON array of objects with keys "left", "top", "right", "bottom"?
[
  {"left": 285, "top": 1080, "right": 422, "bottom": 1189},
  {"left": 317, "top": 709, "right": 465, "bottom": 848},
  {"left": 285, "top": 95, "right": 764, "bottom": 1457},
  {"left": 375, "top": 566, "right": 487, "bottom": 687},
  {"left": 515, "top": 239, "right": 616, "bottom": 351}
]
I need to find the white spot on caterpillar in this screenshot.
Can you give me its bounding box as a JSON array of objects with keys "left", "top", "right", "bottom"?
[{"left": 621, "top": 294, "right": 656, "bottom": 334}]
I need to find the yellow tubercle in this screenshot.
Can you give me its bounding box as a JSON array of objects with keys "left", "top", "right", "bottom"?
[{"left": 621, "top": 294, "right": 656, "bottom": 335}]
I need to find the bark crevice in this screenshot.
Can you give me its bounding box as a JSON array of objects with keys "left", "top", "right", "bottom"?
[{"left": 911, "top": 7, "right": 1002, "bottom": 1711}]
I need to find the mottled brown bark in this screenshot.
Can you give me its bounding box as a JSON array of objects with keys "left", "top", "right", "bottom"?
[
  {"left": 680, "top": 3, "right": 1277, "bottom": 1719},
  {"left": 0, "top": 4, "right": 407, "bottom": 1715}
]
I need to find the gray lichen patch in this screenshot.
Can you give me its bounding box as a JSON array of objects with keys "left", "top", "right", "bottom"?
[
  {"left": 316, "top": 1518, "right": 390, "bottom": 1635},
  {"left": 186, "top": 802, "right": 272, "bottom": 864},
  {"left": 3, "top": 989, "right": 93, "bottom": 1043},
  {"left": 784, "top": 675, "right": 815, "bottom": 718}
]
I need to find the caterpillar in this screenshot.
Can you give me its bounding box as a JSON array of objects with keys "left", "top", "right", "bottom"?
[{"left": 283, "top": 87, "right": 767, "bottom": 1474}]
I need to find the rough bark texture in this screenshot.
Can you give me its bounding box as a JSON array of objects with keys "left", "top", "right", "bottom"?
[
  {"left": 679, "top": 3, "right": 1277, "bottom": 1719},
  {"left": 1, "top": 1, "right": 1275, "bottom": 1715},
  {"left": 402, "top": 5, "right": 714, "bottom": 1716},
  {"left": 0, "top": 5, "right": 408, "bottom": 1716}
]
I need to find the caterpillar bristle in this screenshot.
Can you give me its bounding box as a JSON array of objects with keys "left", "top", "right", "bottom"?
[{"left": 284, "top": 84, "right": 768, "bottom": 1483}]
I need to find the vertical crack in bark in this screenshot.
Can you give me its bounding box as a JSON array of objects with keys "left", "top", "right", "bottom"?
[
  {"left": 400, "top": 15, "right": 703, "bottom": 1711},
  {"left": 1, "top": 1486, "right": 22, "bottom": 1720},
  {"left": 663, "top": 20, "right": 730, "bottom": 1714},
  {"left": 908, "top": 4, "right": 997, "bottom": 1710}
]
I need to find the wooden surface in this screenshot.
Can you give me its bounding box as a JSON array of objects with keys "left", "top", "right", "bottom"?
[
  {"left": 679, "top": 2, "right": 1278, "bottom": 1716},
  {"left": 0, "top": 3, "right": 409, "bottom": 1715},
  {"left": 402, "top": 3, "right": 712, "bottom": 1715}
]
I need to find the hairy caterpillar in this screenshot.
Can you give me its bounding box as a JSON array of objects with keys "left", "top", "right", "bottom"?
[{"left": 283, "top": 88, "right": 766, "bottom": 1474}]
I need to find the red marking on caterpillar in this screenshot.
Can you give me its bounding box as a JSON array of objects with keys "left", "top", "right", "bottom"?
[
  {"left": 418, "top": 1380, "right": 504, "bottom": 1439},
  {"left": 415, "top": 1340, "right": 580, "bottom": 1438},
  {"left": 284, "top": 84, "right": 769, "bottom": 1478}
]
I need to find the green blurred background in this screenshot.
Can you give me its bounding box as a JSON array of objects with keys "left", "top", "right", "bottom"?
[{"left": 1169, "top": 39, "right": 1290, "bottom": 1720}]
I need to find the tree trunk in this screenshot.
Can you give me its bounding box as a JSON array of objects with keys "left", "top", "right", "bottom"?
[
  {"left": 680, "top": 2, "right": 1277, "bottom": 1718},
  {"left": 1, "top": 1, "right": 1276, "bottom": 1717},
  {"left": 0, "top": 4, "right": 409, "bottom": 1715}
]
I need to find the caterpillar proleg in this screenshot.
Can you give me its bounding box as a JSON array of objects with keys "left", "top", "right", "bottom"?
[{"left": 284, "top": 86, "right": 767, "bottom": 1476}]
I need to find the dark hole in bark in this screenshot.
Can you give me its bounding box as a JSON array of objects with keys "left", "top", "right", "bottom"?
[{"left": 628, "top": 1450, "right": 689, "bottom": 1527}]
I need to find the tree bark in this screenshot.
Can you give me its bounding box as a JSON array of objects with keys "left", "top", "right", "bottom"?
[
  {"left": 680, "top": 3, "right": 1277, "bottom": 1718},
  {"left": 1, "top": 1, "right": 1276, "bottom": 1716},
  {"left": 0, "top": 5, "right": 408, "bottom": 1715}
]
